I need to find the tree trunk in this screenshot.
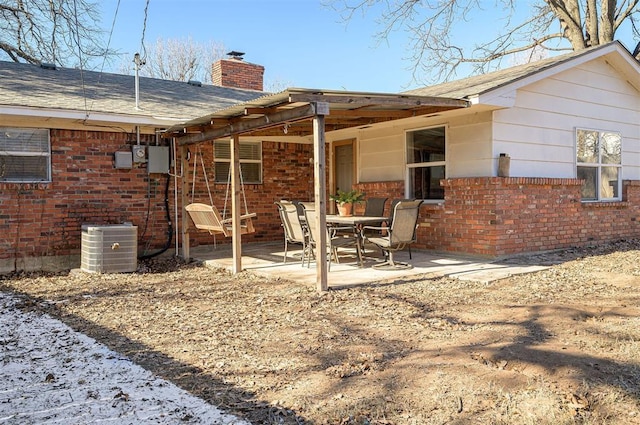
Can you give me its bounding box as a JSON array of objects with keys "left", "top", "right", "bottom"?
[
  {"left": 599, "top": 0, "right": 616, "bottom": 44},
  {"left": 585, "top": 0, "right": 598, "bottom": 46},
  {"left": 546, "top": 0, "right": 587, "bottom": 50}
]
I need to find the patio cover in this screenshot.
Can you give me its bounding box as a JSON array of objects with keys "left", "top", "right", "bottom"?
[{"left": 164, "top": 88, "right": 469, "bottom": 291}]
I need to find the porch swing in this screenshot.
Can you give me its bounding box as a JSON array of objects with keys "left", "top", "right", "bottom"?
[{"left": 185, "top": 145, "right": 257, "bottom": 238}]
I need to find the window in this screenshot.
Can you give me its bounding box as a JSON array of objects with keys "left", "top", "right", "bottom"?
[
  {"left": 576, "top": 129, "right": 621, "bottom": 201},
  {"left": 406, "top": 126, "right": 446, "bottom": 200},
  {"left": 0, "top": 127, "right": 51, "bottom": 182},
  {"left": 214, "top": 140, "right": 262, "bottom": 184}
]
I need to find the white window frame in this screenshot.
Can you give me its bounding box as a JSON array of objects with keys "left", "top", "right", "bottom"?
[
  {"left": 213, "top": 140, "right": 262, "bottom": 184},
  {"left": 405, "top": 125, "right": 447, "bottom": 202},
  {"left": 575, "top": 128, "right": 622, "bottom": 202},
  {"left": 0, "top": 127, "right": 51, "bottom": 183}
]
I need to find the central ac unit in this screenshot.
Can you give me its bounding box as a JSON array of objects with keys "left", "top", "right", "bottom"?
[{"left": 81, "top": 224, "right": 138, "bottom": 273}]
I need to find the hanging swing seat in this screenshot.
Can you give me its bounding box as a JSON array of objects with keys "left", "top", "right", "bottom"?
[{"left": 186, "top": 203, "right": 256, "bottom": 237}]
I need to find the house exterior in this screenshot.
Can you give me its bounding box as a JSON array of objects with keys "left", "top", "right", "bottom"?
[
  {"left": 0, "top": 55, "right": 291, "bottom": 273},
  {"left": 2, "top": 41, "right": 640, "bottom": 273},
  {"left": 351, "top": 40, "right": 640, "bottom": 257}
]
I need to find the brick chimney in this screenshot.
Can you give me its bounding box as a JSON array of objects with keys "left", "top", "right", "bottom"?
[{"left": 212, "top": 51, "right": 264, "bottom": 91}]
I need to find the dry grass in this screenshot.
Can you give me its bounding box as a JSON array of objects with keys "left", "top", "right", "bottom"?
[{"left": 3, "top": 240, "right": 640, "bottom": 424}]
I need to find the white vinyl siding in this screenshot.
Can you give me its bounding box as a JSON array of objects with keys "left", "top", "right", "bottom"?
[
  {"left": 357, "top": 56, "right": 640, "bottom": 183},
  {"left": 492, "top": 58, "right": 640, "bottom": 179},
  {"left": 358, "top": 127, "right": 404, "bottom": 182},
  {"left": 446, "top": 112, "right": 493, "bottom": 177},
  {"left": 0, "top": 127, "right": 50, "bottom": 182}
]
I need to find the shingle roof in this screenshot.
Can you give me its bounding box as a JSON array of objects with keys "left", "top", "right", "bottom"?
[
  {"left": 404, "top": 42, "right": 628, "bottom": 99},
  {"left": 0, "top": 61, "right": 265, "bottom": 121}
]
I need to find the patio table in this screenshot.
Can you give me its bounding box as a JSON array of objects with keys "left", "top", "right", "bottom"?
[
  {"left": 325, "top": 215, "right": 387, "bottom": 226},
  {"left": 326, "top": 215, "right": 388, "bottom": 257}
]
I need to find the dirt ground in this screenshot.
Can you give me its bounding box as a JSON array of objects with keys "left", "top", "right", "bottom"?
[{"left": 2, "top": 240, "right": 640, "bottom": 425}]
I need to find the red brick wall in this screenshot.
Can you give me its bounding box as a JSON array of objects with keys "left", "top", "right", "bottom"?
[
  {"left": 6, "top": 131, "right": 640, "bottom": 271},
  {"left": 0, "top": 130, "right": 166, "bottom": 264},
  {"left": 356, "top": 177, "right": 640, "bottom": 257},
  {"left": 353, "top": 181, "right": 403, "bottom": 216},
  {"left": 211, "top": 59, "right": 264, "bottom": 91},
  {"left": 0, "top": 131, "right": 314, "bottom": 270}
]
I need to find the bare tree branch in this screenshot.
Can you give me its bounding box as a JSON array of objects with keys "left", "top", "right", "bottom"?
[
  {"left": 327, "top": 0, "right": 640, "bottom": 84},
  {"left": 128, "top": 37, "right": 226, "bottom": 84},
  {"left": 0, "top": 0, "right": 112, "bottom": 68}
]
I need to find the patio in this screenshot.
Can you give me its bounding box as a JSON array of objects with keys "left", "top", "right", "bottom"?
[{"left": 186, "top": 241, "right": 550, "bottom": 288}]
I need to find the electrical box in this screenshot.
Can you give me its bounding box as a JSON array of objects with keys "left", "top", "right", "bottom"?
[
  {"left": 114, "top": 151, "right": 133, "bottom": 169},
  {"left": 148, "top": 146, "right": 170, "bottom": 174},
  {"left": 132, "top": 145, "right": 147, "bottom": 163}
]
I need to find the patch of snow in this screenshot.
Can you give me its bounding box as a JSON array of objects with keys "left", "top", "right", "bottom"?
[{"left": 0, "top": 292, "right": 250, "bottom": 424}]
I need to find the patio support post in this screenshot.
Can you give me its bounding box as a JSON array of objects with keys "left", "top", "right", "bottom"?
[
  {"left": 313, "top": 102, "right": 330, "bottom": 292},
  {"left": 230, "top": 134, "right": 242, "bottom": 273},
  {"left": 180, "top": 144, "right": 190, "bottom": 261}
]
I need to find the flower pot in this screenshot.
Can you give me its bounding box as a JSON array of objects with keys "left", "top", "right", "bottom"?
[{"left": 337, "top": 202, "right": 353, "bottom": 217}]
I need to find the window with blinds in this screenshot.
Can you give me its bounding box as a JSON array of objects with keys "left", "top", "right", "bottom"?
[
  {"left": 0, "top": 128, "right": 51, "bottom": 182},
  {"left": 214, "top": 140, "right": 262, "bottom": 184}
]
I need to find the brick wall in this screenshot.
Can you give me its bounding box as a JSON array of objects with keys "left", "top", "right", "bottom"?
[
  {"left": 436, "top": 177, "right": 640, "bottom": 256},
  {"left": 356, "top": 177, "right": 640, "bottom": 257},
  {"left": 0, "top": 130, "right": 314, "bottom": 272},
  {"left": 0, "top": 130, "right": 166, "bottom": 268},
  {"left": 211, "top": 58, "right": 264, "bottom": 91},
  {"left": 353, "top": 181, "right": 404, "bottom": 216},
  {"left": 6, "top": 132, "right": 640, "bottom": 272}
]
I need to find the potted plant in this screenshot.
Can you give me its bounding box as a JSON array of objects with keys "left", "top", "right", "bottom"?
[{"left": 330, "top": 189, "right": 365, "bottom": 216}]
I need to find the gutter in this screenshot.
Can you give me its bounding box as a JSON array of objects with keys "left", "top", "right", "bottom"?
[{"left": 0, "top": 105, "right": 188, "bottom": 127}]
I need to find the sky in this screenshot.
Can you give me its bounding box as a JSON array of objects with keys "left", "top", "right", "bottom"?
[
  {"left": 98, "top": 0, "right": 640, "bottom": 94},
  {"left": 100, "top": 0, "right": 419, "bottom": 93}
]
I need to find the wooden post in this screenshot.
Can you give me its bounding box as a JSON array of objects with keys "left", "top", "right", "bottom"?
[
  {"left": 313, "top": 102, "right": 330, "bottom": 292},
  {"left": 230, "top": 134, "right": 242, "bottom": 273},
  {"left": 180, "top": 144, "right": 190, "bottom": 261}
]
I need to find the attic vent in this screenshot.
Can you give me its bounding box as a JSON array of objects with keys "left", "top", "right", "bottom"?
[
  {"left": 187, "top": 80, "right": 202, "bottom": 87},
  {"left": 227, "top": 51, "right": 245, "bottom": 60},
  {"left": 40, "top": 62, "right": 57, "bottom": 70}
]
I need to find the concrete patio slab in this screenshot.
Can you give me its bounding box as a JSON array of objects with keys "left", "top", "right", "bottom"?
[{"left": 187, "top": 242, "right": 549, "bottom": 288}]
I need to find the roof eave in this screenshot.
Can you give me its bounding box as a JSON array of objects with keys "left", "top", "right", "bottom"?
[
  {"left": 0, "top": 105, "right": 186, "bottom": 127},
  {"left": 475, "top": 41, "right": 637, "bottom": 106}
]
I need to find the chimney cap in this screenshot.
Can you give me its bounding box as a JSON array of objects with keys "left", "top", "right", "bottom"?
[{"left": 226, "top": 51, "right": 245, "bottom": 60}]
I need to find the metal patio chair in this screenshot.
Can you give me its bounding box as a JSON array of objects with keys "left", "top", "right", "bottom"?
[
  {"left": 363, "top": 197, "right": 388, "bottom": 217},
  {"left": 362, "top": 199, "right": 423, "bottom": 270},
  {"left": 388, "top": 198, "right": 416, "bottom": 259},
  {"left": 360, "top": 197, "right": 388, "bottom": 234},
  {"left": 302, "top": 203, "right": 363, "bottom": 270},
  {"left": 274, "top": 200, "right": 309, "bottom": 265}
]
